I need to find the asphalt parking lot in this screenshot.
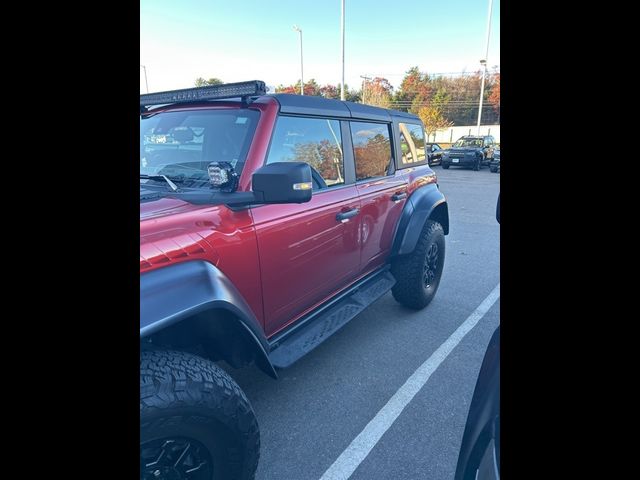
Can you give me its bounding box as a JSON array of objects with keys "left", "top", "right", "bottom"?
[{"left": 228, "top": 165, "right": 500, "bottom": 480}]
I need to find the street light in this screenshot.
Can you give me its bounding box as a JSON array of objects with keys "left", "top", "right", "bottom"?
[
  {"left": 140, "top": 64, "right": 149, "bottom": 93},
  {"left": 293, "top": 25, "right": 304, "bottom": 95},
  {"left": 476, "top": 0, "right": 494, "bottom": 135}
]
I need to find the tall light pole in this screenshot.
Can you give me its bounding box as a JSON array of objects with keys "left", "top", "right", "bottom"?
[
  {"left": 340, "top": 0, "right": 345, "bottom": 100},
  {"left": 140, "top": 64, "right": 149, "bottom": 93},
  {"left": 293, "top": 25, "right": 304, "bottom": 95},
  {"left": 476, "top": 0, "right": 494, "bottom": 135}
]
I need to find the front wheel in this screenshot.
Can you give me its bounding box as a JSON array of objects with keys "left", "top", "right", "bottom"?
[
  {"left": 473, "top": 158, "right": 481, "bottom": 171},
  {"left": 391, "top": 220, "right": 446, "bottom": 309},
  {"left": 442, "top": 163, "right": 450, "bottom": 169},
  {"left": 140, "top": 350, "right": 260, "bottom": 480}
]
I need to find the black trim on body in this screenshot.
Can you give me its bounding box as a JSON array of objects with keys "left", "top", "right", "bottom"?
[
  {"left": 391, "top": 183, "right": 449, "bottom": 256},
  {"left": 268, "top": 266, "right": 391, "bottom": 348},
  {"left": 140, "top": 260, "right": 277, "bottom": 378}
]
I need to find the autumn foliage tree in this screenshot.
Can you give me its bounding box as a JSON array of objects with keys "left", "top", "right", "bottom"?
[
  {"left": 487, "top": 73, "right": 500, "bottom": 117},
  {"left": 418, "top": 106, "right": 453, "bottom": 141},
  {"left": 276, "top": 80, "right": 360, "bottom": 102},
  {"left": 395, "top": 66, "right": 432, "bottom": 114},
  {"left": 362, "top": 77, "right": 393, "bottom": 109},
  {"left": 195, "top": 77, "right": 223, "bottom": 86},
  {"left": 389, "top": 68, "right": 500, "bottom": 125}
]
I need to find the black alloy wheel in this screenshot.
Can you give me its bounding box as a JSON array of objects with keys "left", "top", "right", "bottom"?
[{"left": 141, "top": 437, "right": 213, "bottom": 480}]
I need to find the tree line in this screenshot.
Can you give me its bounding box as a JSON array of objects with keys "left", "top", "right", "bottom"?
[{"left": 194, "top": 67, "right": 500, "bottom": 137}]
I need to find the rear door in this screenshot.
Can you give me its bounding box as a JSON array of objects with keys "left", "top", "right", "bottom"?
[
  {"left": 349, "top": 120, "right": 408, "bottom": 273},
  {"left": 252, "top": 115, "right": 361, "bottom": 337}
]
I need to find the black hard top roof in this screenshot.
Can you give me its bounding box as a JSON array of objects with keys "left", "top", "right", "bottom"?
[{"left": 269, "top": 94, "right": 420, "bottom": 123}]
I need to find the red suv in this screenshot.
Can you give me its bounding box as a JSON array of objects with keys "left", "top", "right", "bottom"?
[{"left": 140, "top": 81, "right": 449, "bottom": 480}]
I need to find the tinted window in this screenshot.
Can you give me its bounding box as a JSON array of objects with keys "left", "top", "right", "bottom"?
[
  {"left": 398, "top": 123, "right": 426, "bottom": 167},
  {"left": 351, "top": 122, "right": 393, "bottom": 180},
  {"left": 267, "top": 116, "right": 344, "bottom": 188}
]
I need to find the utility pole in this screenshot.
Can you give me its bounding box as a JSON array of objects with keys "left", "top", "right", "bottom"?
[
  {"left": 340, "top": 0, "right": 345, "bottom": 100},
  {"left": 360, "top": 75, "right": 371, "bottom": 104}
]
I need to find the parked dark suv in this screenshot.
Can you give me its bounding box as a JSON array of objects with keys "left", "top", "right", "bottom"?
[
  {"left": 140, "top": 81, "right": 449, "bottom": 480},
  {"left": 442, "top": 135, "right": 496, "bottom": 170}
]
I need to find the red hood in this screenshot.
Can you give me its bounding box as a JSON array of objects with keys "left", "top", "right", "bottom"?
[{"left": 140, "top": 197, "right": 204, "bottom": 221}]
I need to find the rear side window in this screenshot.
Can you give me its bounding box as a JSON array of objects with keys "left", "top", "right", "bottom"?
[
  {"left": 266, "top": 116, "right": 345, "bottom": 189},
  {"left": 398, "top": 123, "right": 426, "bottom": 167},
  {"left": 350, "top": 121, "right": 392, "bottom": 180}
]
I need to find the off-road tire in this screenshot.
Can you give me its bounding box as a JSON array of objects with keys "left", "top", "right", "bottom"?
[
  {"left": 391, "top": 220, "right": 445, "bottom": 310},
  {"left": 140, "top": 350, "right": 260, "bottom": 480}
]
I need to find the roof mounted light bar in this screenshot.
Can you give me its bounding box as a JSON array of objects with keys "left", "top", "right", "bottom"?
[{"left": 140, "top": 80, "right": 266, "bottom": 108}]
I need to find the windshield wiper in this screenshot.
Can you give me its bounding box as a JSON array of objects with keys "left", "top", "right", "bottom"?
[{"left": 140, "top": 174, "right": 179, "bottom": 192}]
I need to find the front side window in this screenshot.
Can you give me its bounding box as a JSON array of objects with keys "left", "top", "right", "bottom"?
[
  {"left": 266, "top": 116, "right": 344, "bottom": 189},
  {"left": 140, "top": 109, "right": 260, "bottom": 189},
  {"left": 351, "top": 122, "right": 392, "bottom": 180},
  {"left": 398, "top": 123, "right": 426, "bottom": 167}
]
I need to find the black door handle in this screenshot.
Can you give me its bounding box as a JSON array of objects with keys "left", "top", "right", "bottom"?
[
  {"left": 391, "top": 192, "right": 407, "bottom": 202},
  {"left": 336, "top": 208, "right": 359, "bottom": 223}
]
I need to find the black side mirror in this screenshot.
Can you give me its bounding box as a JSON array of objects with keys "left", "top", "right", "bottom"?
[
  {"left": 496, "top": 194, "right": 500, "bottom": 224},
  {"left": 252, "top": 162, "right": 313, "bottom": 204}
]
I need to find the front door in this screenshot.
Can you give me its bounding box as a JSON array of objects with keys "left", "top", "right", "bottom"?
[{"left": 252, "top": 116, "right": 361, "bottom": 337}]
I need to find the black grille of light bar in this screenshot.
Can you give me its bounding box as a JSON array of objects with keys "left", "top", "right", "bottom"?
[{"left": 140, "top": 80, "right": 266, "bottom": 107}]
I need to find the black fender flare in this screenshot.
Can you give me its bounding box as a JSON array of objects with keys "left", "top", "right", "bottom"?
[
  {"left": 140, "top": 260, "right": 277, "bottom": 378},
  {"left": 391, "top": 183, "right": 449, "bottom": 257}
]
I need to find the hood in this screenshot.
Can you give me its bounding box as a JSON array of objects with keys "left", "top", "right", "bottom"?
[
  {"left": 140, "top": 191, "right": 204, "bottom": 221},
  {"left": 449, "top": 146, "right": 481, "bottom": 153}
]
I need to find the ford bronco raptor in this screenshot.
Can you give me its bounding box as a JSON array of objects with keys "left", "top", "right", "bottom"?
[
  {"left": 140, "top": 81, "right": 449, "bottom": 480},
  {"left": 442, "top": 135, "right": 496, "bottom": 170}
]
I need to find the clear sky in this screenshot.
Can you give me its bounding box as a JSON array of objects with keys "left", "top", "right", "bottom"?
[{"left": 140, "top": 0, "right": 500, "bottom": 93}]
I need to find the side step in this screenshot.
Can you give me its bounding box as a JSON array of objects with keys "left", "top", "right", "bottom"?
[{"left": 268, "top": 270, "right": 396, "bottom": 368}]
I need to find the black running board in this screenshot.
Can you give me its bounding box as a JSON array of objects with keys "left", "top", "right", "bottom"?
[{"left": 268, "top": 269, "right": 396, "bottom": 369}]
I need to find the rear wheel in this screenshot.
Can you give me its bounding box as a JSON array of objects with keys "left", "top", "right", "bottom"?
[
  {"left": 140, "top": 350, "right": 260, "bottom": 480},
  {"left": 442, "top": 163, "right": 450, "bottom": 169},
  {"left": 391, "top": 220, "right": 445, "bottom": 309}
]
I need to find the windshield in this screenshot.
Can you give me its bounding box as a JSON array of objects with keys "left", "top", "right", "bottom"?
[
  {"left": 453, "top": 138, "right": 484, "bottom": 148},
  {"left": 140, "top": 108, "right": 260, "bottom": 189}
]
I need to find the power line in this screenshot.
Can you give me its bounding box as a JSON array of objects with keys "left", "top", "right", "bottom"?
[{"left": 365, "top": 70, "right": 499, "bottom": 77}]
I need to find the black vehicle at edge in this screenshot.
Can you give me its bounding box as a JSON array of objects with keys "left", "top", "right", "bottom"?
[
  {"left": 489, "top": 149, "right": 500, "bottom": 173},
  {"left": 426, "top": 142, "right": 445, "bottom": 166},
  {"left": 442, "top": 136, "right": 497, "bottom": 171},
  {"left": 454, "top": 194, "right": 500, "bottom": 480}
]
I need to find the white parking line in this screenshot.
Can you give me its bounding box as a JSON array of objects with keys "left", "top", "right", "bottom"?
[{"left": 319, "top": 284, "right": 501, "bottom": 480}]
